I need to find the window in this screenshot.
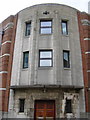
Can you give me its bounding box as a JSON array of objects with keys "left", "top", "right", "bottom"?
[
  {"left": 23, "top": 51, "right": 29, "bottom": 68},
  {"left": 0, "top": 29, "right": 4, "bottom": 50},
  {"left": 39, "top": 50, "right": 53, "bottom": 67},
  {"left": 19, "top": 99, "right": 25, "bottom": 112},
  {"left": 61, "top": 20, "right": 68, "bottom": 35},
  {"left": 63, "top": 50, "right": 70, "bottom": 68},
  {"left": 40, "top": 20, "right": 52, "bottom": 34},
  {"left": 65, "top": 99, "right": 72, "bottom": 113},
  {"left": 25, "top": 21, "right": 31, "bottom": 36}
]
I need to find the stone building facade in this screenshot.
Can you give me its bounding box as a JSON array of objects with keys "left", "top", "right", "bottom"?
[{"left": 0, "top": 3, "right": 90, "bottom": 119}]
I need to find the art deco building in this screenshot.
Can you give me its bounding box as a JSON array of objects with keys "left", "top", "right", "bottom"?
[{"left": 0, "top": 3, "right": 90, "bottom": 119}]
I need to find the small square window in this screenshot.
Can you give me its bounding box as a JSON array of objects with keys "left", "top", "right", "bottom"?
[
  {"left": 25, "top": 21, "right": 31, "bottom": 36},
  {"left": 40, "top": 20, "right": 52, "bottom": 34},
  {"left": 61, "top": 20, "right": 68, "bottom": 35},
  {"left": 23, "top": 51, "right": 29, "bottom": 68},
  {"left": 63, "top": 50, "right": 70, "bottom": 68},
  {"left": 39, "top": 50, "right": 53, "bottom": 67},
  {"left": 19, "top": 99, "right": 25, "bottom": 112}
]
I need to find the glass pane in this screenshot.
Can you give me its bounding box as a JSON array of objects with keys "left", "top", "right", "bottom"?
[
  {"left": 40, "top": 60, "right": 52, "bottom": 66},
  {"left": 41, "top": 28, "right": 51, "bottom": 34},
  {"left": 64, "top": 52, "right": 68, "bottom": 61},
  {"left": 63, "top": 51, "right": 70, "bottom": 68},
  {"left": 23, "top": 52, "right": 29, "bottom": 68},
  {"left": 40, "top": 51, "right": 52, "bottom": 58},
  {"left": 41, "top": 21, "right": 51, "bottom": 27},
  {"left": 25, "top": 22, "right": 31, "bottom": 36},
  {"left": 62, "top": 22, "right": 68, "bottom": 35},
  {"left": 64, "top": 59, "right": 69, "bottom": 68},
  {"left": 27, "top": 23, "right": 31, "bottom": 28}
]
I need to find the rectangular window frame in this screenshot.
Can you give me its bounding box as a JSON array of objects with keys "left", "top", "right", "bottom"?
[
  {"left": 19, "top": 99, "right": 25, "bottom": 113},
  {"left": 63, "top": 50, "right": 70, "bottom": 68},
  {"left": 39, "top": 50, "right": 53, "bottom": 67},
  {"left": 40, "top": 20, "right": 52, "bottom": 34},
  {"left": 23, "top": 51, "right": 29, "bottom": 69},
  {"left": 65, "top": 99, "right": 72, "bottom": 113},
  {"left": 61, "top": 20, "right": 68, "bottom": 35},
  {"left": 25, "top": 21, "right": 31, "bottom": 36}
]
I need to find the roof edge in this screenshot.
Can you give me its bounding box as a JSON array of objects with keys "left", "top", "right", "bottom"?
[{"left": 18, "top": 3, "right": 81, "bottom": 14}]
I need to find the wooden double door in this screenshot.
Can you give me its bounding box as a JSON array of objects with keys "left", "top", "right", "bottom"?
[{"left": 34, "top": 100, "right": 55, "bottom": 120}]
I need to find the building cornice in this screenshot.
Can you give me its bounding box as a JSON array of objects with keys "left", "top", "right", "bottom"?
[{"left": 10, "top": 85, "right": 84, "bottom": 90}]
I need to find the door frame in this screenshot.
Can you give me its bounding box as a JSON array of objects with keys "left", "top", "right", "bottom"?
[{"left": 34, "top": 100, "right": 56, "bottom": 119}]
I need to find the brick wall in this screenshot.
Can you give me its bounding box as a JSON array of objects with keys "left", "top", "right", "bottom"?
[
  {"left": 0, "top": 15, "right": 17, "bottom": 112},
  {"left": 77, "top": 11, "right": 90, "bottom": 112}
]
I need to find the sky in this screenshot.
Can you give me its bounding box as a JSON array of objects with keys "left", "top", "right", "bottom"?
[{"left": 0, "top": 0, "right": 89, "bottom": 23}]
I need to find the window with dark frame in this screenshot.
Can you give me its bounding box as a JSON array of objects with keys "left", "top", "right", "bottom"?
[
  {"left": 23, "top": 51, "right": 29, "bottom": 68},
  {"left": 25, "top": 21, "right": 31, "bottom": 36},
  {"left": 63, "top": 50, "right": 70, "bottom": 68},
  {"left": 61, "top": 20, "right": 68, "bottom": 35},
  {"left": 19, "top": 99, "right": 25, "bottom": 112},
  {"left": 65, "top": 99, "right": 72, "bottom": 113},
  {"left": 39, "top": 50, "right": 53, "bottom": 67},
  {"left": 40, "top": 20, "right": 52, "bottom": 34}
]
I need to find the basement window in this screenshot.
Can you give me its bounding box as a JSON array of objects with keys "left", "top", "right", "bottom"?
[
  {"left": 19, "top": 99, "right": 25, "bottom": 112},
  {"left": 23, "top": 51, "right": 29, "bottom": 68},
  {"left": 65, "top": 99, "right": 72, "bottom": 113}
]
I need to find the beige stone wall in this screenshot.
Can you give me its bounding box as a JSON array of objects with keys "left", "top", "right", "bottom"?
[
  {"left": 11, "top": 4, "right": 83, "bottom": 87},
  {"left": 8, "top": 88, "right": 81, "bottom": 118}
]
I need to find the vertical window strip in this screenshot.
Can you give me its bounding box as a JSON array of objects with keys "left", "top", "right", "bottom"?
[
  {"left": 19, "top": 99, "right": 25, "bottom": 112},
  {"left": 23, "top": 51, "right": 29, "bottom": 68},
  {"left": 61, "top": 20, "right": 68, "bottom": 35},
  {"left": 65, "top": 99, "right": 72, "bottom": 113},
  {"left": 63, "top": 50, "right": 70, "bottom": 68},
  {"left": 25, "top": 21, "right": 31, "bottom": 36}
]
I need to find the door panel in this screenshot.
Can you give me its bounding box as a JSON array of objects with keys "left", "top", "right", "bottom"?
[{"left": 34, "top": 100, "right": 55, "bottom": 120}]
